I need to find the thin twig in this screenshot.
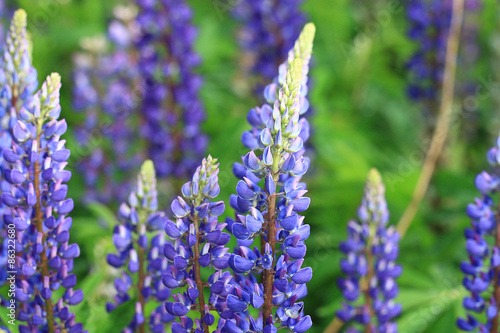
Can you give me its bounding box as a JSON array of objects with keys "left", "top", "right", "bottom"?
[
  {"left": 324, "top": 2, "right": 465, "bottom": 332},
  {"left": 136, "top": 240, "right": 146, "bottom": 333},
  {"left": 324, "top": 318, "right": 344, "bottom": 333},
  {"left": 397, "top": 0, "right": 465, "bottom": 238}
]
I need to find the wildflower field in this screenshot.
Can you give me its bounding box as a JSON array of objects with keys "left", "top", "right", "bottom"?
[{"left": 1, "top": 0, "right": 500, "bottom": 332}]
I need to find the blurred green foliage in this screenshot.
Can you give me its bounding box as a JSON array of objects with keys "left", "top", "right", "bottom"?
[{"left": 4, "top": 0, "right": 500, "bottom": 331}]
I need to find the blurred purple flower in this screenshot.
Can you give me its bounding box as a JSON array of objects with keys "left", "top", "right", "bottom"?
[
  {"left": 406, "top": 0, "right": 481, "bottom": 129},
  {"left": 73, "top": 1, "right": 207, "bottom": 205},
  {"left": 234, "top": 0, "right": 306, "bottom": 86}
]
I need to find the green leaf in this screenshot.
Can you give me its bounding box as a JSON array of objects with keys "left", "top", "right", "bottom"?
[
  {"left": 82, "top": 298, "right": 136, "bottom": 332},
  {"left": 86, "top": 202, "right": 119, "bottom": 230},
  {"left": 397, "top": 287, "right": 466, "bottom": 333}
]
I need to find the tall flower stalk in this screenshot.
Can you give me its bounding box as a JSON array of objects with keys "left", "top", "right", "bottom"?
[
  {"left": 222, "top": 23, "right": 315, "bottom": 332},
  {"left": 1, "top": 12, "right": 85, "bottom": 332},
  {"left": 397, "top": 0, "right": 465, "bottom": 237},
  {"left": 457, "top": 132, "right": 500, "bottom": 332},
  {"left": 336, "top": 169, "right": 402, "bottom": 332},
  {"left": 72, "top": 4, "right": 141, "bottom": 204},
  {"left": 162, "top": 155, "right": 228, "bottom": 332},
  {"left": 73, "top": 0, "right": 206, "bottom": 204},
  {"left": 406, "top": 0, "right": 452, "bottom": 132},
  {"left": 0, "top": 8, "right": 38, "bottom": 293},
  {"left": 406, "top": 0, "right": 480, "bottom": 131},
  {"left": 234, "top": 0, "right": 306, "bottom": 91},
  {"left": 136, "top": 0, "right": 207, "bottom": 179},
  {"left": 106, "top": 160, "right": 173, "bottom": 332}
]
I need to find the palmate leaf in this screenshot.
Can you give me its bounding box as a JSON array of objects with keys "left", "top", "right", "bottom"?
[
  {"left": 397, "top": 287, "right": 465, "bottom": 333},
  {"left": 397, "top": 264, "right": 466, "bottom": 333},
  {"left": 80, "top": 298, "right": 136, "bottom": 333},
  {"left": 86, "top": 202, "right": 120, "bottom": 229},
  {"left": 317, "top": 263, "right": 465, "bottom": 332}
]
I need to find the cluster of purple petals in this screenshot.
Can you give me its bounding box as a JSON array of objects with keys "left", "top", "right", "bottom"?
[
  {"left": 2, "top": 46, "right": 85, "bottom": 333},
  {"left": 73, "top": 0, "right": 207, "bottom": 204},
  {"left": 72, "top": 6, "right": 141, "bottom": 204},
  {"left": 0, "top": 6, "right": 38, "bottom": 296},
  {"left": 336, "top": 170, "right": 402, "bottom": 333},
  {"left": 135, "top": 0, "right": 207, "bottom": 178},
  {"left": 456, "top": 134, "right": 500, "bottom": 331},
  {"left": 406, "top": 0, "right": 481, "bottom": 122},
  {"left": 106, "top": 160, "right": 173, "bottom": 332},
  {"left": 0, "top": 13, "right": 82, "bottom": 333},
  {"left": 245, "top": 29, "right": 313, "bottom": 158},
  {"left": 216, "top": 25, "right": 315, "bottom": 332},
  {"left": 406, "top": 0, "right": 452, "bottom": 111},
  {"left": 233, "top": 0, "right": 306, "bottom": 84},
  {"left": 162, "top": 155, "right": 228, "bottom": 332}
]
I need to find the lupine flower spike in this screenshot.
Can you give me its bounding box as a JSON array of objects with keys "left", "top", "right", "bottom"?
[
  {"left": 106, "top": 160, "right": 173, "bottom": 332},
  {"left": 72, "top": 5, "right": 140, "bottom": 204},
  {"left": 234, "top": 0, "right": 306, "bottom": 88},
  {"left": 457, "top": 132, "right": 500, "bottom": 332},
  {"left": 406, "top": 0, "right": 480, "bottom": 131},
  {"left": 73, "top": 0, "right": 206, "bottom": 204},
  {"left": 336, "top": 169, "right": 402, "bottom": 332},
  {"left": 221, "top": 23, "right": 315, "bottom": 332},
  {"left": 136, "top": 0, "right": 207, "bottom": 179},
  {"left": 406, "top": 0, "right": 452, "bottom": 126},
  {"left": 1, "top": 27, "right": 85, "bottom": 333},
  {"left": 0, "top": 8, "right": 38, "bottom": 294},
  {"left": 162, "top": 155, "right": 228, "bottom": 333}
]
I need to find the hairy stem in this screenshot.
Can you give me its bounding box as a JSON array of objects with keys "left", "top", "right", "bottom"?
[
  {"left": 259, "top": 232, "right": 266, "bottom": 284},
  {"left": 33, "top": 124, "right": 55, "bottom": 333},
  {"left": 363, "top": 242, "right": 375, "bottom": 333},
  {"left": 397, "top": 0, "right": 465, "bottom": 238},
  {"left": 135, "top": 208, "right": 150, "bottom": 333},
  {"left": 193, "top": 215, "right": 209, "bottom": 333},
  {"left": 263, "top": 192, "right": 277, "bottom": 322},
  {"left": 323, "top": 318, "right": 344, "bottom": 333},
  {"left": 136, "top": 247, "right": 146, "bottom": 333}
]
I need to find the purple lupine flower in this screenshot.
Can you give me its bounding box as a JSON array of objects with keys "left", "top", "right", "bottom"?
[
  {"left": 406, "top": 0, "right": 480, "bottom": 128},
  {"left": 73, "top": 0, "right": 206, "bottom": 204},
  {"left": 106, "top": 160, "right": 173, "bottom": 332},
  {"left": 0, "top": 7, "right": 38, "bottom": 297},
  {"left": 457, "top": 133, "right": 500, "bottom": 331},
  {"left": 336, "top": 169, "right": 402, "bottom": 332},
  {"left": 2, "top": 13, "right": 85, "bottom": 329},
  {"left": 135, "top": 0, "right": 207, "bottom": 179},
  {"left": 234, "top": 0, "right": 306, "bottom": 88},
  {"left": 161, "top": 155, "right": 229, "bottom": 332},
  {"left": 218, "top": 24, "right": 315, "bottom": 332},
  {"left": 0, "top": 7, "right": 38, "bottom": 183},
  {"left": 406, "top": 0, "right": 452, "bottom": 123},
  {"left": 72, "top": 5, "right": 141, "bottom": 204}
]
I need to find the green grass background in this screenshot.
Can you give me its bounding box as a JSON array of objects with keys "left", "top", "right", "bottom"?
[{"left": 3, "top": 0, "right": 500, "bottom": 331}]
